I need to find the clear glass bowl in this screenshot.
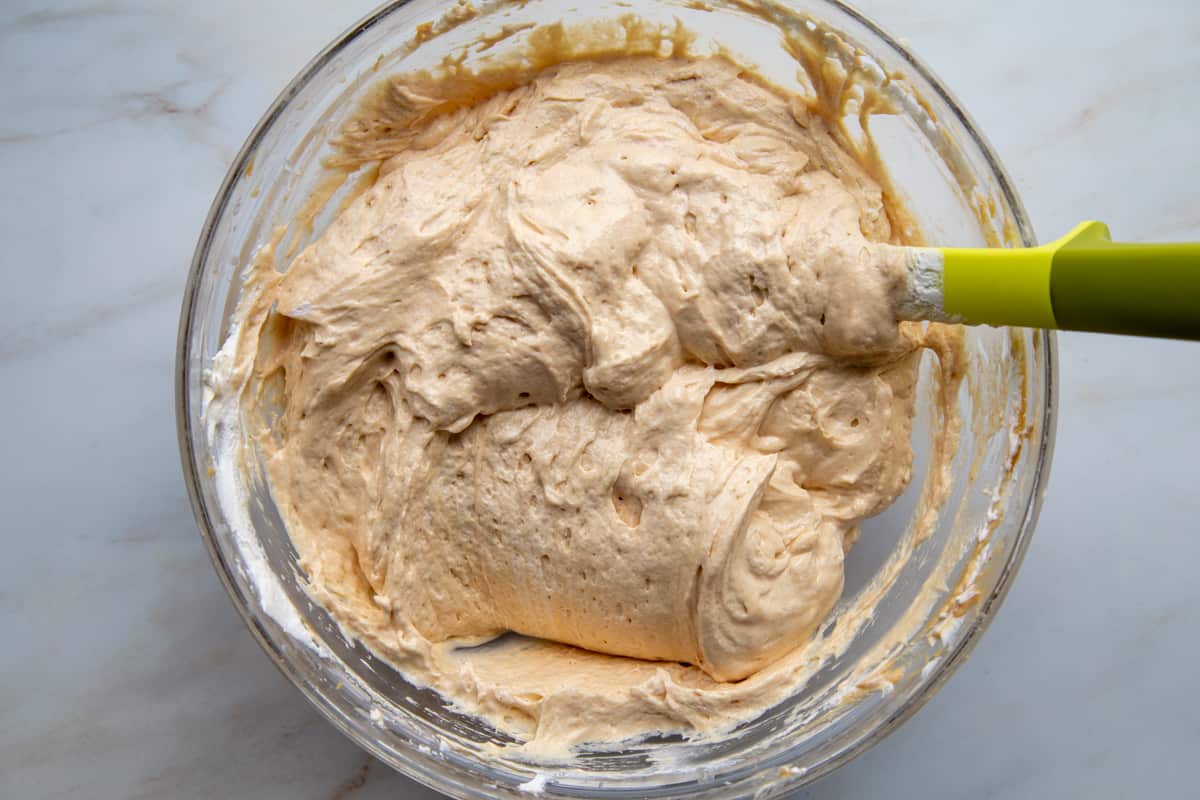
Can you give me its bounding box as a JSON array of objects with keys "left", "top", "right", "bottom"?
[{"left": 176, "top": 1, "right": 1055, "bottom": 797}]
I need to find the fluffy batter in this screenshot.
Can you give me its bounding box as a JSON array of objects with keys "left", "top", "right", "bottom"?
[{"left": 218, "top": 51, "right": 949, "bottom": 751}]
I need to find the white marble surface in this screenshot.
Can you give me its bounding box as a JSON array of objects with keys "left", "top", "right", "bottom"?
[{"left": 2, "top": 0, "right": 1198, "bottom": 796}]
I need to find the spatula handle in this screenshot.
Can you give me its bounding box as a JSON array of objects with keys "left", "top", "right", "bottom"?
[
  {"left": 1050, "top": 225, "right": 1200, "bottom": 339},
  {"left": 937, "top": 222, "right": 1200, "bottom": 340}
]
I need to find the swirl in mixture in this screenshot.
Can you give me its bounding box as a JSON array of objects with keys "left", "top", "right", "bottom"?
[{"left": 216, "top": 52, "right": 951, "bottom": 750}]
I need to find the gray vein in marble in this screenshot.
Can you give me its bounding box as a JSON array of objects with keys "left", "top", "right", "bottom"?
[
  {"left": 0, "top": 1, "right": 151, "bottom": 31},
  {"left": 0, "top": 275, "right": 179, "bottom": 363},
  {"left": 329, "top": 758, "right": 375, "bottom": 800},
  {"left": 0, "top": 77, "right": 232, "bottom": 145}
]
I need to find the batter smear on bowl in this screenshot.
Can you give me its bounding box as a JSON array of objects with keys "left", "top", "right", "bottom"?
[{"left": 210, "top": 24, "right": 965, "bottom": 754}]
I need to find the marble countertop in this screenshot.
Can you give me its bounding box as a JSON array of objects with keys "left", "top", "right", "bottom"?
[{"left": 3, "top": 0, "right": 1198, "bottom": 797}]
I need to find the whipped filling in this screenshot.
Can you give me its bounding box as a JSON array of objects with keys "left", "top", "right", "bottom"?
[{"left": 212, "top": 51, "right": 961, "bottom": 754}]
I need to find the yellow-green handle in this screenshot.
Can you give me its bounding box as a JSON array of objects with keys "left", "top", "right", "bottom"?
[{"left": 941, "top": 222, "right": 1200, "bottom": 340}]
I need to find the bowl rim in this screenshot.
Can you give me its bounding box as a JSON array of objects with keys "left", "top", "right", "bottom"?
[{"left": 175, "top": 0, "right": 1057, "bottom": 795}]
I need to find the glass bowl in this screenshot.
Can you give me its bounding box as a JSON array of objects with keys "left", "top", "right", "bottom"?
[{"left": 176, "top": 0, "right": 1055, "bottom": 797}]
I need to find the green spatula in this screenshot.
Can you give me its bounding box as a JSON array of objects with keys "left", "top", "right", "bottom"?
[{"left": 895, "top": 222, "right": 1200, "bottom": 339}]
